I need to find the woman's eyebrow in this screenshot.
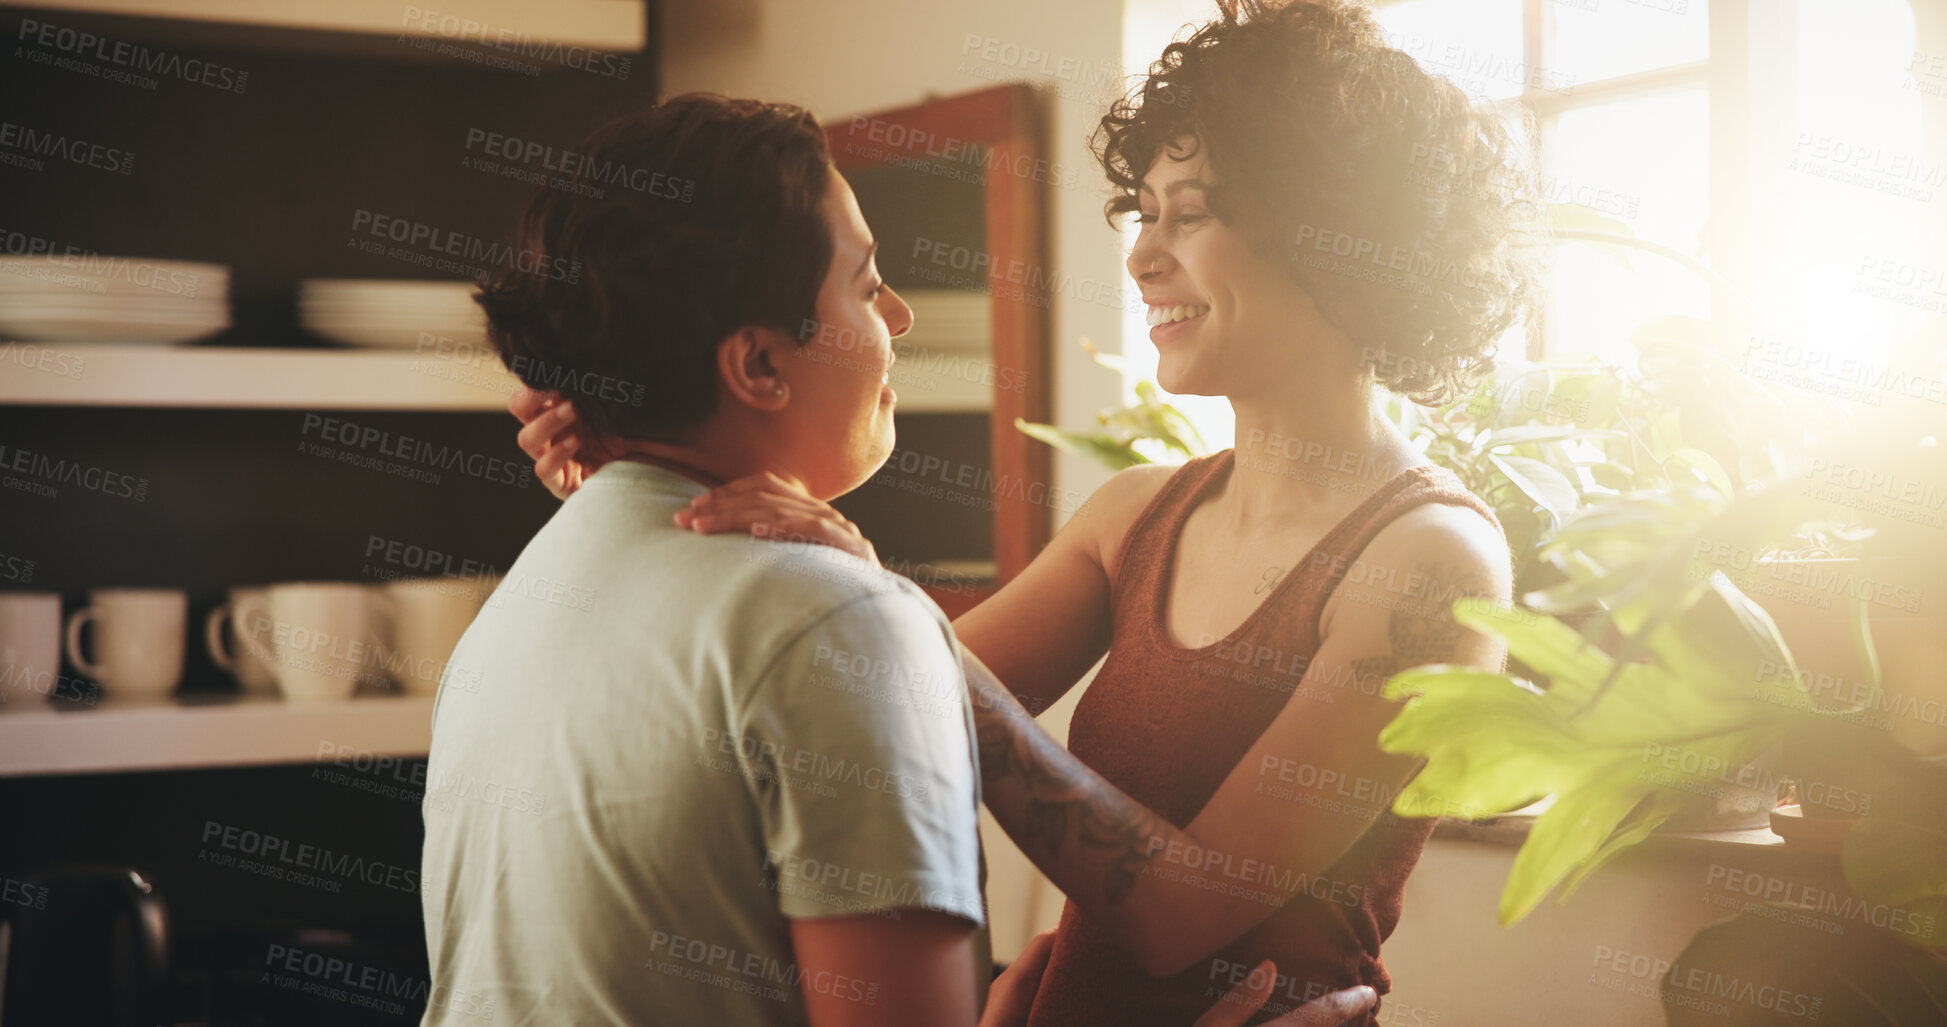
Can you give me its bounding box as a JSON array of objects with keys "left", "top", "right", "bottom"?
[
  {"left": 855, "top": 241, "right": 879, "bottom": 278},
  {"left": 1137, "top": 178, "right": 1212, "bottom": 197}
]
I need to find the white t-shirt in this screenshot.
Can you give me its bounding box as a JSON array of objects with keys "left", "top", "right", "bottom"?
[{"left": 419, "top": 461, "right": 988, "bottom": 1026}]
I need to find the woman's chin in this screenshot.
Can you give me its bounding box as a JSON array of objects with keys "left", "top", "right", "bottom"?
[{"left": 1154, "top": 361, "right": 1219, "bottom": 399}]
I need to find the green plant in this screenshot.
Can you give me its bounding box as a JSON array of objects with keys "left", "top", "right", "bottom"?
[
  {"left": 1384, "top": 356, "right": 1633, "bottom": 596},
  {"left": 1013, "top": 339, "right": 1209, "bottom": 470},
  {"left": 1375, "top": 483, "right": 1947, "bottom": 1021},
  {"left": 1384, "top": 205, "right": 1832, "bottom": 596},
  {"left": 1380, "top": 483, "right": 1821, "bottom": 921},
  {"left": 1376, "top": 214, "right": 1947, "bottom": 1022}
]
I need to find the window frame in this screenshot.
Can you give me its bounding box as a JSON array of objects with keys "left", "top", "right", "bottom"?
[{"left": 1509, "top": 0, "right": 1735, "bottom": 358}]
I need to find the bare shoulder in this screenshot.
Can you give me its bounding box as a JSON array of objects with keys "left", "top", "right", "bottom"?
[
  {"left": 1372, "top": 501, "right": 1512, "bottom": 584},
  {"left": 1083, "top": 462, "right": 1177, "bottom": 518},
  {"left": 1067, "top": 462, "right": 1177, "bottom": 572},
  {"left": 1329, "top": 500, "right": 1514, "bottom": 633},
  {"left": 1317, "top": 500, "right": 1514, "bottom": 670}
]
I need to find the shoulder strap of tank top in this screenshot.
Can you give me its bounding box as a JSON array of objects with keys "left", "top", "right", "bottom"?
[{"left": 1291, "top": 463, "right": 1506, "bottom": 633}]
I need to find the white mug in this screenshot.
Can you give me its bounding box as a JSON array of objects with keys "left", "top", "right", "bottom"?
[
  {"left": 263, "top": 582, "right": 381, "bottom": 702},
  {"left": 205, "top": 586, "right": 278, "bottom": 695},
  {"left": 0, "top": 592, "right": 63, "bottom": 704},
  {"left": 64, "top": 588, "right": 186, "bottom": 698},
  {"left": 377, "top": 576, "right": 494, "bottom": 695}
]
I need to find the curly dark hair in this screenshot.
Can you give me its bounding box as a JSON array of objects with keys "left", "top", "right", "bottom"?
[
  {"left": 1095, "top": 0, "right": 1542, "bottom": 403},
  {"left": 476, "top": 93, "right": 835, "bottom": 440}
]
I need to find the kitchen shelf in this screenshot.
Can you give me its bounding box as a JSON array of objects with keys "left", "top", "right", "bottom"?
[
  {"left": 0, "top": 345, "right": 522, "bottom": 410},
  {"left": 0, "top": 693, "right": 435, "bottom": 777},
  {"left": 0, "top": 343, "right": 990, "bottom": 412},
  {"left": 7, "top": 0, "right": 648, "bottom": 53}
]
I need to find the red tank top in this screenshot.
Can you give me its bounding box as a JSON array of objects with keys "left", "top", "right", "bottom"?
[{"left": 1023, "top": 450, "right": 1501, "bottom": 1027}]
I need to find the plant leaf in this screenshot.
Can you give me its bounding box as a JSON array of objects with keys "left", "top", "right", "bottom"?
[
  {"left": 1499, "top": 764, "right": 1656, "bottom": 924},
  {"left": 1665, "top": 446, "right": 1735, "bottom": 497},
  {"left": 1013, "top": 418, "right": 1149, "bottom": 470},
  {"left": 1488, "top": 453, "right": 1580, "bottom": 525},
  {"left": 1548, "top": 203, "right": 1639, "bottom": 272},
  {"left": 1381, "top": 593, "right": 1800, "bottom": 927},
  {"left": 1844, "top": 818, "right": 1947, "bottom": 954},
  {"left": 1556, "top": 789, "right": 1686, "bottom": 900},
  {"left": 1483, "top": 425, "right": 1625, "bottom": 449},
  {"left": 1662, "top": 906, "right": 1947, "bottom": 1025},
  {"left": 1588, "top": 461, "right": 1638, "bottom": 491}
]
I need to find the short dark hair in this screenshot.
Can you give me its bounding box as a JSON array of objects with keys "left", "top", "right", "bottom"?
[
  {"left": 477, "top": 93, "right": 835, "bottom": 439},
  {"left": 1095, "top": 0, "right": 1543, "bottom": 404}
]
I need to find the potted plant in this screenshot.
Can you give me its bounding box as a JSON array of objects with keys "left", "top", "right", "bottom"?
[
  {"left": 1375, "top": 480, "right": 1947, "bottom": 1023},
  {"left": 1374, "top": 212, "right": 1947, "bottom": 1022}
]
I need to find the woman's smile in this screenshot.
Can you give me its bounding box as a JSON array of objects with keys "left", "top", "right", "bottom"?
[{"left": 1145, "top": 301, "right": 1211, "bottom": 343}]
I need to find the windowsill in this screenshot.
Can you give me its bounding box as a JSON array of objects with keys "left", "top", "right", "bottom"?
[{"left": 1430, "top": 798, "right": 1834, "bottom": 861}]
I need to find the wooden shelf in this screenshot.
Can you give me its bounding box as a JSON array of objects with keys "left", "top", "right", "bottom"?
[
  {"left": 0, "top": 345, "right": 522, "bottom": 410},
  {"left": 0, "top": 693, "right": 434, "bottom": 778},
  {"left": 0, "top": 343, "right": 991, "bottom": 412},
  {"left": 7, "top": 0, "right": 648, "bottom": 53}
]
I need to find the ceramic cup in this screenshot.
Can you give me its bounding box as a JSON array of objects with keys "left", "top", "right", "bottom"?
[
  {"left": 204, "top": 586, "right": 279, "bottom": 695},
  {"left": 63, "top": 588, "right": 186, "bottom": 698},
  {"left": 376, "top": 576, "right": 493, "bottom": 695},
  {"left": 262, "top": 582, "right": 378, "bottom": 702},
  {"left": 0, "top": 592, "right": 63, "bottom": 702}
]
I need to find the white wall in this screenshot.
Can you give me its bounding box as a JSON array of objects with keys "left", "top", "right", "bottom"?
[{"left": 658, "top": 0, "right": 1139, "bottom": 961}]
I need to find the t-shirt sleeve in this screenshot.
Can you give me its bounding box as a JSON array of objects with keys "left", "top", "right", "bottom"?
[{"left": 735, "top": 591, "right": 985, "bottom": 925}]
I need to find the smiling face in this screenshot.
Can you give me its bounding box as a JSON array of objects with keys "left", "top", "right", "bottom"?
[
  {"left": 1127, "top": 137, "right": 1348, "bottom": 399},
  {"left": 772, "top": 170, "right": 914, "bottom": 499}
]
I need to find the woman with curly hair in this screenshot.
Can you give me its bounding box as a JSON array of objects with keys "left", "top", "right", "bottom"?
[{"left": 512, "top": 2, "right": 1540, "bottom": 1023}]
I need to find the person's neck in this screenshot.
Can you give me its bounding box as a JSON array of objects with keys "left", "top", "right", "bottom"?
[
  {"left": 608, "top": 439, "right": 742, "bottom": 490},
  {"left": 606, "top": 416, "right": 821, "bottom": 497},
  {"left": 1219, "top": 373, "right": 1412, "bottom": 533}
]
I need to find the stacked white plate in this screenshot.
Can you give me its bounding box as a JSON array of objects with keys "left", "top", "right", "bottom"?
[
  {"left": 0, "top": 256, "right": 230, "bottom": 345},
  {"left": 299, "top": 279, "right": 487, "bottom": 349}
]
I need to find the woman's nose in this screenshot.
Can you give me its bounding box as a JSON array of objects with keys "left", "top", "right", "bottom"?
[
  {"left": 881, "top": 285, "right": 915, "bottom": 338},
  {"left": 1128, "top": 242, "right": 1168, "bottom": 282}
]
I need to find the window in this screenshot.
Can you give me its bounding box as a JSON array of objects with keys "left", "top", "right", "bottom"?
[{"left": 1367, "top": 0, "right": 1717, "bottom": 366}]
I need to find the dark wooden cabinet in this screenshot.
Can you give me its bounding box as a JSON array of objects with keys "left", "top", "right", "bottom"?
[{"left": 825, "top": 84, "right": 1054, "bottom": 612}]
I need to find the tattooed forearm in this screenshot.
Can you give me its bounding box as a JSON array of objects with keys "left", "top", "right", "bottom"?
[{"left": 963, "top": 650, "right": 1172, "bottom": 906}]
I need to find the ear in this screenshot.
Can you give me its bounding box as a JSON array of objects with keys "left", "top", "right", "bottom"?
[{"left": 716, "top": 325, "right": 793, "bottom": 412}]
